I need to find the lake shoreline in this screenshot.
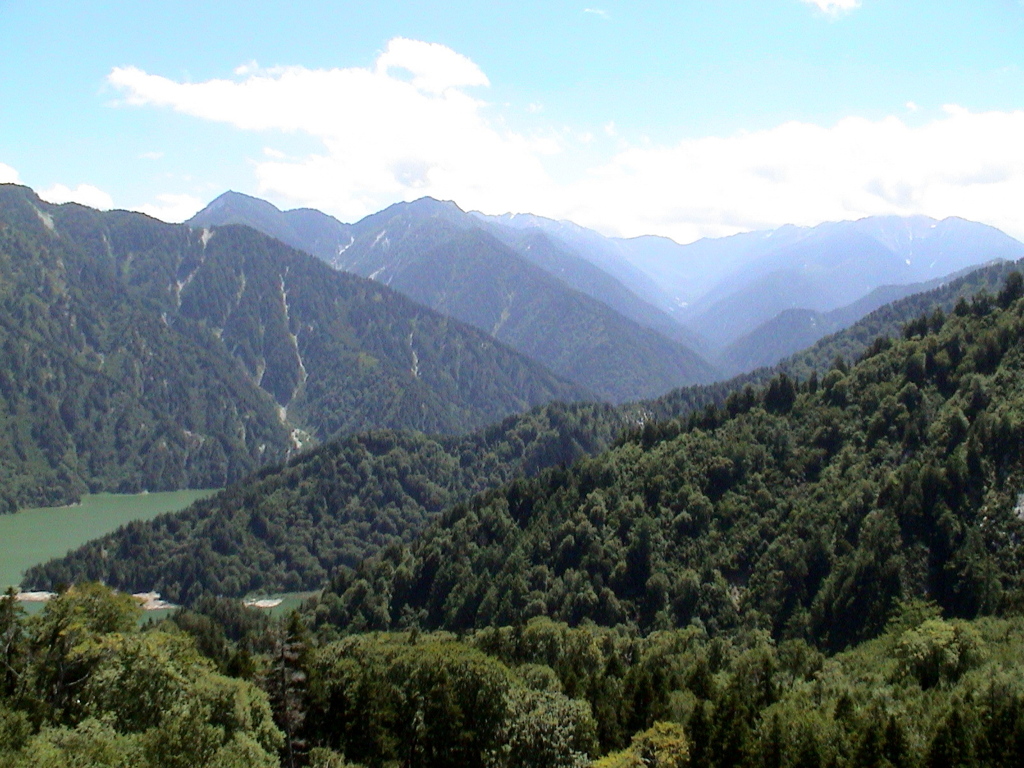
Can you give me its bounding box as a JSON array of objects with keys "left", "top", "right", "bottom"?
[
  {"left": 12, "top": 588, "right": 178, "bottom": 611},
  {"left": 0, "top": 489, "right": 218, "bottom": 591}
]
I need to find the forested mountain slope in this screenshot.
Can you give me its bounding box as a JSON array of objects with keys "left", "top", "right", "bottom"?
[
  {"left": 28, "top": 264, "right": 1024, "bottom": 605},
  {"left": 337, "top": 201, "right": 718, "bottom": 401},
  {"left": 153, "top": 222, "right": 586, "bottom": 438},
  {"left": 192, "top": 193, "right": 718, "bottom": 402},
  {"left": 0, "top": 185, "right": 585, "bottom": 510},
  {"left": 310, "top": 273, "right": 1024, "bottom": 650},
  {"left": 0, "top": 190, "right": 290, "bottom": 511},
  {"left": 24, "top": 403, "right": 629, "bottom": 602}
]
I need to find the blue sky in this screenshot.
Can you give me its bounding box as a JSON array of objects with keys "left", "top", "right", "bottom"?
[{"left": 2, "top": 0, "right": 1024, "bottom": 241}]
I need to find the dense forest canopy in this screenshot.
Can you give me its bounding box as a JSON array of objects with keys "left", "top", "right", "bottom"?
[
  {"left": 26, "top": 263, "right": 1024, "bottom": 611},
  {"left": 4, "top": 586, "right": 1024, "bottom": 767},
  {"left": 25, "top": 403, "right": 628, "bottom": 602},
  {"left": 313, "top": 273, "right": 1024, "bottom": 651},
  {"left": 0, "top": 184, "right": 585, "bottom": 512}
]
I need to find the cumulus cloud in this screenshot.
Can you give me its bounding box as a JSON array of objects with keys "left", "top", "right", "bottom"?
[
  {"left": 136, "top": 193, "right": 204, "bottom": 223},
  {"left": 375, "top": 37, "right": 489, "bottom": 93},
  {"left": 0, "top": 163, "right": 21, "bottom": 184},
  {"left": 108, "top": 38, "right": 1024, "bottom": 243},
  {"left": 108, "top": 38, "right": 548, "bottom": 222},
  {"left": 801, "top": 0, "right": 861, "bottom": 15},
  {"left": 39, "top": 183, "right": 114, "bottom": 210}
]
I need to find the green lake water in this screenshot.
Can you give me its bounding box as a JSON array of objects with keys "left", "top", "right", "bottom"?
[{"left": 0, "top": 490, "right": 216, "bottom": 590}]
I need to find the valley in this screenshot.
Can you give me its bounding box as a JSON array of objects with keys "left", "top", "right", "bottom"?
[
  {"left": 7, "top": 9, "right": 1024, "bottom": 767},
  {"left": 4, "top": 183, "right": 1024, "bottom": 768}
]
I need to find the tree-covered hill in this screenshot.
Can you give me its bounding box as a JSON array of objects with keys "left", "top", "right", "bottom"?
[
  {"left": 0, "top": 184, "right": 587, "bottom": 511},
  {"left": 309, "top": 273, "right": 1024, "bottom": 650},
  {"left": 27, "top": 263, "right": 1024, "bottom": 607},
  {"left": 0, "top": 194, "right": 291, "bottom": 511},
  {"left": 23, "top": 402, "right": 629, "bottom": 602}
]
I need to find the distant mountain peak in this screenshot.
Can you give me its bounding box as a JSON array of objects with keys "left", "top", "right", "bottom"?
[
  {"left": 201, "top": 189, "right": 277, "bottom": 212},
  {"left": 388, "top": 196, "right": 466, "bottom": 219}
]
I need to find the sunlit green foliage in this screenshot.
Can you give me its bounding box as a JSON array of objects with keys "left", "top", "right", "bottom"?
[
  {"left": 8, "top": 569, "right": 1024, "bottom": 767},
  {"left": 26, "top": 403, "right": 627, "bottom": 602},
  {"left": 0, "top": 585, "right": 282, "bottom": 767},
  {"left": 302, "top": 632, "right": 596, "bottom": 768},
  {"left": 593, "top": 721, "right": 689, "bottom": 768},
  {"left": 316, "top": 278, "right": 1024, "bottom": 651}
]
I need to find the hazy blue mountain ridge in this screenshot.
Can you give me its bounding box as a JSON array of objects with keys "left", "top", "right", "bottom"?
[
  {"left": 720, "top": 264, "right": 1006, "bottom": 374},
  {"left": 471, "top": 209, "right": 685, "bottom": 320},
  {"left": 192, "top": 193, "right": 720, "bottom": 402},
  {"left": 191, "top": 194, "right": 1024, "bottom": 383},
  {"left": 648, "top": 215, "right": 1024, "bottom": 350}
]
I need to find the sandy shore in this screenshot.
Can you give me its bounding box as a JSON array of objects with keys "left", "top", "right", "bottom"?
[
  {"left": 243, "top": 597, "right": 284, "bottom": 609},
  {"left": 12, "top": 589, "right": 177, "bottom": 611}
]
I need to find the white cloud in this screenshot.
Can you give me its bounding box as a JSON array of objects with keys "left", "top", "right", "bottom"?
[
  {"left": 584, "top": 8, "right": 611, "bottom": 19},
  {"left": 39, "top": 183, "right": 114, "bottom": 210},
  {"left": 801, "top": 0, "right": 861, "bottom": 16},
  {"left": 136, "top": 193, "right": 204, "bottom": 223},
  {"left": 374, "top": 37, "right": 488, "bottom": 94},
  {"left": 234, "top": 60, "right": 260, "bottom": 76},
  {"left": 108, "top": 38, "right": 547, "bottom": 222},
  {"left": 108, "top": 38, "right": 1024, "bottom": 243},
  {"left": 0, "top": 163, "right": 21, "bottom": 183},
  {"left": 563, "top": 107, "right": 1024, "bottom": 242},
  {"left": 139, "top": 150, "right": 164, "bottom": 160}
]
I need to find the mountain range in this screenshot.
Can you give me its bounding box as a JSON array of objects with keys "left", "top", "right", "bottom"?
[
  {"left": 5, "top": 179, "right": 1021, "bottom": 514},
  {"left": 190, "top": 192, "right": 1024, "bottom": 382},
  {"left": 29, "top": 256, "right": 1024, "bottom": 602},
  {"left": 190, "top": 193, "right": 717, "bottom": 402},
  {"left": 0, "top": 184, "right": 585, "bottom": 510},
  {"left": 484, "top": 208, "right": 1024, "bottom": 348},
  {"left": 7, "top": 181, "right": 1024, "bottom": 768}
]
